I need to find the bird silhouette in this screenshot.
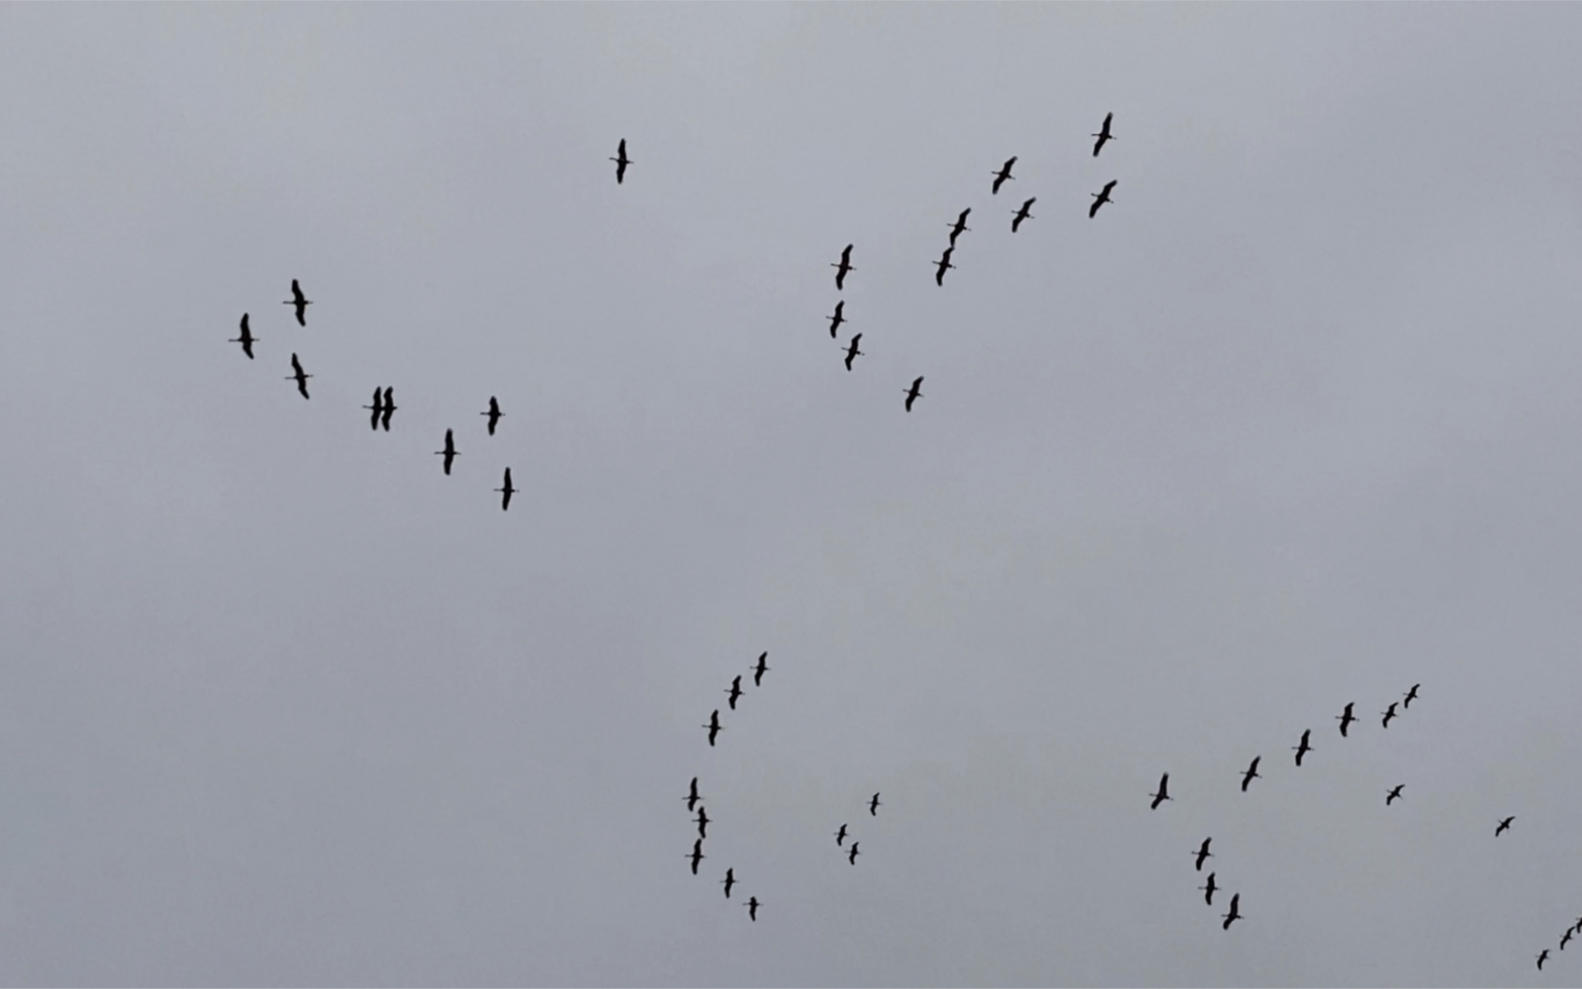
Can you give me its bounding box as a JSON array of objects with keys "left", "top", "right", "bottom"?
[
  {"left": 435, "top": 429, "right": 458, "bottom": 475},
  {"left": 991, "top": 156, "right": 1017, "bottom": 194},
  {"left": 495, "top": 467, "right": 516, "bottom": 511},
  {"left": 934, "top": 246, "right": 956, "bottom": 286},
  {"left": 1336, "top": 702, "right": 1356, "bottom": 738},
  {"left": 380, "top": 387, "right": 395, "bottom": 431},
  {"left": 1011, "top": 197, "right": 1035, "bottom": 232},
  {"left": 480, "top": 396, "right": 502, "bottom": 435},
  {"left": 844, "top": 334, "right": 863, "bottom": 371},
  {"left": 831, "top": 244, "right": 855, "bottom": 291},
  {"left": 610, "top": 139, "right": 631, "bottom": 184},
  {"left": 363, "top": 387, "right": 384, "bottom": 430},
  {"left": 704, "top": 709, "right": 722, "bottom": 747},
  {"left": 1538, "top": 949, "right": 1550, "bottom": 971},
  {"left": 283, "top": 279, "right": 311, "bottom": 326},
  {"left": 1091, "top": 112, "right": 1115, "bottom": 157},
  {"left": 1403, "top": 683, "right": 1421, "bottom": 709},
  {"left": 229, "top": 314, "right": 257, "bottom": 359},
  {"left": 287, "top": 353, "right": 311, "bottom": 399},
  {"left": 869, "top": 793, "right": 881, "bottom": 816},
  {"left": 746, "top": 896, "right": 760, "bottom": 921},
  {"left": 684, "top": 777, "right": 702, "bottom": 812},
  {"left": 688, "top": 838, "right": 705, "bottom": 875},
  {"left": 1194, "top": 837, "right": 1213, "bottom": 872},
  {"left": 848, "top": 841, "right": 860, "bottom": 865},
  {"left": 1495, "top": 816, "right": 1515, "bottom": 836},
  {"left": 1240, "top": 756, "right": 1261, "bottom": 793},
  {"left": 694, "top": 806, "right": 710, "bottom": 839},
  {"left": 1563, "top": 929, "right": 1575, "bottom": 951},
  {"left": 828, "top": 300, "right": 847, "bottom": 339},
  {"left": 1199, "top": 872, "right": 1218, "bottom": 905},
  {"left": 904, "top": 376, "right": 924, "bottom": 413},
  {"left": 1088, "top": 180, "right": 1117, "bottom": 218},
  {"left": 834, "top": 824, "right": 848, "bottom": 846},
  {"left": 1221, "top": 893, "right": 1241, "bottom": 930},
  {"left": 725, "top": 675, "right": 743, "bottom": 710},
  {"left": 752, "top": 651, "right": 769, "bottom": 687},
  {"left": 1150, "top": 772, "right": 1172, "bottom": 809},
  {"left": 1386, "top": 784, "right": 1404, "bottom": 806},
  {"left": 947, "top": 208, "right": 971, "bottom": 246},
  {"left": 1292, "top": 729, "right": 1314, "bottom": 767},
  {"left": 1381, "top": 702, "right": 1398, "bottom": 728},
  {"left": 720, "top": 868, "right": 736, "bottom": 899}
]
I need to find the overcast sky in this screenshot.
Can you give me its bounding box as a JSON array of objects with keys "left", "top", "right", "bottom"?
[{"left": 4, "top": 4, "right": 1582, "bottom": 986}]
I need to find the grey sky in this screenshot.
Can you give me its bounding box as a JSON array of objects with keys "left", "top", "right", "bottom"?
[{"left": 3, "top": 4, "right": 1582, "bottom": 986}]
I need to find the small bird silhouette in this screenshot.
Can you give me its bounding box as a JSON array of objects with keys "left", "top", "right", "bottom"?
[
  {"left": 1240, "top": 756, "right": 1261, "bottom": 793},
  {"left": 991, "top": 156, "right": 1017, "bottom": 194},
  {"left": 1495, "top": 816, "right": 1514, "bottom": 836},
  {"left": 828, "top": 300, "right": 847, "bottom": 339},
  {"left": 1562, "top": 929, "right": 1574, "bottom": 951},
  {"left": 934, "top": 246, "right": 956, "bottom": 286},
  {"left": 848, "top": 842, "right": 860, "bottom": 865},
  {"left": 435, "top": 429, "right": 458, "bottom": 475},
  {"left": 1221, "top": 893, "right": 1241, "bottom": 930},
  {"left": 287, "top": 353, "right": 311, "bottom": 399},
  {"left": 1381, "top": 702, "right": 1398, "bottom": 728},
  {"left": 1292, "top": 729, "right": 1314, "bottom": 767},
  {"left": 495, "top": 467, "right": 516, "bottom": 511},
  {"left": 704, "top": 709, "right": 722, "bottom": 747},
  {"left": 1089, "top": 180, "right": 1117, "bottom": 218},
  {"left": 1150, "top": 772, "right": 1172, "bottom": 810},
  {"left": 1194, "top": 837, "right": 1213, "bottom": 872},
  {"left": 844, "top": 333, "right": 863, "bottom": 371},
  {"left": 725, "top": 675, "right": 743, "bottom": 710},
  {"left": 363, "top": 387, "right": 384, "bottom": 430},
  {"left": 1336, "top": 702, "right": 1356, "bottom": 738},
  {"left": 694, "top": 806, "right": 710, "bottom": 839},
  {"left": 834, "top": 823, "right": 848, "bottom": 846},
  {"left": 688, "top": 838, "right": 705, "bottom": 875},
  {"left": 947, "top": 208, "right": 971, "bottom": 246},
  {"left": 684, "top": 777, "right": 702, "bottom": 812},
  {"left": 904, "top": 376, "right": 924, "bottom": 413},
  {"left": 751, "top": 651, "right": 769, "bottom": 687},
  {"left": 610, "top": 139, "right": 631, "bottom": 184},
  {"left": 1403, "top": 683, "right": 1421, "bottom": 709},
  {"left": 1538, "top": 949, "right": 1550, "bottom": 971},
  {"left": 831, "top": 244, "right": 855, "bottom": 291},
  {"left": 480, "top": 396, "right": 502, "bottom": 436},
  {"left": 869, "top": 793, "right": 881, "bottom": 816},
  {"left": 380, "top": 387, "right": 396, "bottom": 431},
  {"left": 746, "top": 896, "right": 760, "bottom": 921},
  {"left": 283, "top": 279, "right": 311, "bottom": 326},
  {"left": 1386, "top": 784, "right": 1404, "bottom": 806},
  {"left": 1198, "top": 872, "right": 1218, "bottom": 905},
  {"left": 1011, "top": 197, "right": 1035, "bottom": 232},
  {"left": 1091, "top": 112, "right": 1115, "bottom": 157},
  {"left": 229, "top": 314, "right": 256, "bottom": 359},
  {"left": 720, "top": 868, "right": 736, "bottom": 899}
]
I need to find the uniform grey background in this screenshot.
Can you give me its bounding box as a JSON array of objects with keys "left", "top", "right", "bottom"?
[{"left": 2, "top": 5, "right": 1581, "bottom": 986}]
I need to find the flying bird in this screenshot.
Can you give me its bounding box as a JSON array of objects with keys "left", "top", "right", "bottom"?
[
  {"left": 844, "top": 334, "right": 863, "bottom": 371},
  {"left": 869, "top": 793, "right": 881, "bottom": 816},
  {"left": 934, "top": 246, "right": 956, "bottom": 286},
  {"left": 684, "top": 777, "right": 702, "bottom": 812},
  {"left": 834, "top": 824, "right": 848, "bottom": 846},
  {"left": 1011, "top": 197, "right": 1035, "bottom": 232},
  {"left": 380, "top": 387, "right": 395, "bottom": 431},
  {"left": 1538, "top": 949, "right": 1550, "bottom": 971},
  {"left": 363, "top": 387, "right": 384, "bottom": 430},
  {"left": 904, "top": 376, "right": 924, "bottom": 413},
  {"left": 831, "top": 244, "right": 855, "bottom": 290},
  {"left": 1292, "top": 729, "right": 1313, "bottom": 767},
  {"left": 991, "top": 156, "right": 1017, "bottom": 194},
  {"left": 1336, "top": 702, "right": 1356, "bottom": 738},
  {"left": 947, "top": 208, "right": 971, "bottom": 246},
  {"left": 1221, "top": 893, "right": 1241, "bottom": 930},
  {"left": 1403, "top": 683, "right": 1421, "bottom": 709},
  {"left": 1563, "top": 929, "right": 1575, "bottom": 951},
  {"left": 283, "top": 279, "right": 311, "bottom": 326},
  {"left": 725, "top": 675, "right": 743, "bottom": 710},
  {"left": 688, "top": 838, "right": 705, "bottom": 875},
  {"left": 1150, "top": 772, "right": 1172, "bottom": 810},
  {"left": 828, "top": 300, "right": 847, "bottom": 339},
  {"left": 751, "top": 651, "right": 769, "bottom": 687},
  {"left": 1240, "top": 756, "right": 1261, "bottom": 793},
  {"left": 1088, "top": 180, "right": 1117, "bottom": 218},
  {"left": 1091, "top": 112, "right": 1115, "bottom": 157},
  {"left": 1381, "top": 702, "right": 1398, "bottom": 728},
  {"left": 610, "top": 139, "right": 631, "bottom": 184},
  {"left": 720, "top": 868, "right": 736, "bottom": 899},
  {"left": 434, "top": 429, "right": 458, "bottom": 475},
  {"left": 848, "top": 842, "right": 860, "bottom": 865},
  {"left": 704, "top": 709, "right": 722, "bottom": 747},
  {"left": 694, "top": 806, "right": 710, "bottom": 839},
  {"left": 1194, "top": 837, "right": 1213, "bottom": 872},
  {"left": 1386, "top": 784, "right": 1404, "bottom": 806},
  {"left": 746, "top": 896, "right": 760, "bottom": 921},
  {"left": 287, "top": 353, "right": 311, "bottom": 399},
  {"left": 495, "top": 467, "right": 516, "bottom": 511},
  {"left": 229, "top": 314, "right": 256, "bottom": 359},
  {"left": 1198, "top": 872, "right": 1218, "bottom": 906},
  {"left": 480, "top": 396, "right": 502, "bottom": 436},
  {"left": 1495, "top": 816, "right": 1514, "bottom": 836}
]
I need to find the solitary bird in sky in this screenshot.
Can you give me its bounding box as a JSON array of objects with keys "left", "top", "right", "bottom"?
[
  {"left": 1293, "top": 729, "right": 1314, "bottom": 767},
  {"left": 1538, "top": 949, "right": 1550, "bottom": 971},
  {"left": 380, "top": 387, "right": 395, "bottom": 431},
  {"left": 287, "top": 353, "right": 311, "bottom": 399},
  {"left": 1221, "top": 893, "right": 1241, "bottom": 930},
  {"left": 947, "top": 208, "right": 971, "bottom": 246},
  {"left": 1089, "top": 180, "right": 1117, "bottom": 218},
  {"left": 610, "top": 139, "right": 631, "bottom": 184},
  {"left": 688, "top": 839, "right": 705, "bottom": 875},
  {"left": 991, "top": 156, "right": 1017, "bottom": 194},
  {"left": 934, "top": 246, "right": 956, "bottom": 286},
  {"left": 1199, "top": 872, "right": 1218, "bottom": 905},
  {"left": 495, "top": 467, "right": 516, "bottom": 511},
  {"left": 1386, "top": 784, "right": 1405, "bottom": 806},
  {"left": 695, "top": 806, "right": 710, "bottom": 839},
  {"left": 746, "top": 896, "right": 760, "bottom": 921},
  {"left": 904, "top": 376, "right": 924, "bottom": 413},
  {"left": 230, "top": 313, "right": 256, "bottom": 358},
  {"left": 363, "top": 387, "right": 384, "bottom": 430},
  {"left": 752, "top": 652, "right": 769, "bottom": 687},
  {"left": 435, "top": 429, "right": 458, "bottom": 475},
  {"left": 1336, "top": 702, "right": 1357, "bottom": 738},
  {"left": 1382, "top": 701, "right": 1399, "bottom": 729},
  {"left": 725, "top": 675, "right": 743, "bottom": 710},
  {"left": 684, "top": 777, "right": 702, "bottom": 812},
  {"left": 869, "top": 793, "right": 881, "bottom": 816},
  {"left": 1150, "top": 772, "right": 1172, "bottom": 810},
  {"left": 720, "top": 868, "right": 736, "bottom": 899},
  {"left": 704, "top": 709, "right": 722, "bottom": 747},
  {"left": 283, "top": 279, "right": 311, "bottom": 326},
  {"left": 1403, "top": 683, "right": 1421, "bottom": 709},
  {"left": 827, "top": 300, "right": 847, "bottom": 339},
  {"left": 1194, "top": 838, "right": 1213, "bottom": 872},
  {"left": 848, "top": 842, "right": 860, "bottom": 865},
  {"left": 1091, "top": 112, "right": 1115, "bottom": 157},
  {"left": 1495, "top": 816, "right": 1515, "bottom": 836},
  {"left": 1240, "top": 756, "right": 1261, "bottom": 793},
  {"left": 834, "top": 824, "right": 848, "bottom": 846},
  {"left": 831, "top": 244, "right": 855, "bottom": 290},
  {"left": 844, "top": 334, "right": 863, "bottom": 371},
  {"left": 1011, "top": 197, "right": 1035, "bottom": 232},
  {"left": 480, "top": 396, "right": 503, "bottom": 436}
]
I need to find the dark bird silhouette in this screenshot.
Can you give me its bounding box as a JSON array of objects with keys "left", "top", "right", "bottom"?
[
  {"left": 1091, "top": 112, "right": 1115, "bottom": 157},
  {"left": 726, "top": 675, "right": 743, "bottom": 710},
  {"left": 1240, "top": 756, "right": 1261, "bottom": 793},
  {"left": 480, "top": 396, "right": 502, "bottom": 436},
  {"left": 704, "top": 709, "right": 722, "bottom": 747},
  {"left": 991, "top": 156, "right": 1017, "bottom": 194},
  {"left": 1538, "top": 949, "right": 1550, "bottom": 971},
  {"left": 1150, "top": 772, "right": 1172, "bottom": 810},
  {"left": 844, "top": 333, "right": 863, "bottom": 371},
  {"left": 229, "top": 313, "right": 256, "bottom": 359},
  {"left": 1292, "top": 729, "right": 1314, "bottom": 767},
  {"left": 828, "top": 300, "right": 847, "bottom": 339},
  {"left": 752, "top": 651, "right": 769, "bottom": 687},
  {"left": 746, "top": 896, "right": 760, "bottom": 921},
  {"left": 1336, "top": 702, "right": 1357, "bottom": 738},
  {"left": 904, "top": 376, "right": 924, "bottom": 413},
  {"left": 721, "top": 868, "right": 736, "bottom": 899},
  {"left": 1089, "top": 180, "right": 1117, "bottom": 218},
  {"left": 283, "top": 279, "right": 311, "bottom": 326},
  {"left": 848, "top": 841, "right": 860, "bottom": 865},
  {"left": 363, "top": 387, "right": 384, "bottom": 430},
  {"left": 1386, "top": 784, "right": 1404, "bottom": 806},
  {"left": 694, "top": 806, "right": 710, "bottom": 839},
  {"left": 831, "top": 244, "right": 855, "bottom": 290},
  {"left": 934, "top": 246, "right": 956, "bottom": 286},
  {"left": 287, "top": 353, "right": 311, "bottom": 399},
  {"left": 869, "top": 793, "right": 881, "bottom": 817},
  {"left": 1011, "top": 197, "right": 1035, "bottom": 232},
  {"left": 1563, "top": 929, "right": 1574, "bottom": 951},
  {"left": 1495, "top": 816, "right": 1514, "bottom": 836},
  {"left": 834, "top": 823, "right": 848, "bottom": 846},
  {"left": 1221, "top": 893, "right": 1241, "bottom": 930},
  {"left": 380, "top": 386, "right": 395, "bottom": 431},
  {"left": 495, "top": 467, "right": 516, "bottom": 511},
  {"left": 1199, "top": 872, "right": 1218, "bottom": 905},
  {"left": 947, "top": 208, "right": 971, "bottom": 246},
  {"left": 610, "top": 139, "right": 631, "bottom": 184},
  {"left": 688, "top": 838, "right": 705, "bottom": 875},
  {"left": 684, "top": 777, "right": 702, "bottom": 812},
  {"left": 1194, "top": 837, "right": 1213, "bottom": 872},
  {"left": 1403, "top": 683, "right": 1421, "bottom": 709},
  {"left": 1574, "top": 917, "right": 1582, "bottom": 936},
  {"left": 435, "top": 429, "right": 458, "bottom": 475},
  {"left": 1381, "top": 701, "right": 1398, "bottom": 728}
]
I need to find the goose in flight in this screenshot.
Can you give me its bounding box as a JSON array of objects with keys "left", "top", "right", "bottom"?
[
  {"left": 1194, "top": 837, "right": 1213, "bottom": 872},
  {"left": 283, "top": 279, "right": 311, "bottom": 326},
  {"left": 363, "top": 387, "right": 384, "bottom": 430},
  {"left": 688, "top": 838, "right": 705, "bottom": 875},
  {"left": 725, "top": 675, "right": 743, "bottom": 710},
  {"left": 1150, "top": 772, "right": 1172, "bottom": 810},
  {"left": 229, "top": 313, "right": 256, "bottom": 358},
  {"left": 844, "top": 333, "right": 863, "bottom": 371},
  {"left": 904, "top": 376, "right": 924, "bottom": 413},
  {"left": 947, "top": 208, "right": 971, "bottom": 246},
  {"left": 1011, "top": 197, "right": 1035, "bottom": 232},
  {"left": 828, "top": 300, "right": 847, "bottom": 339},
  {"left": 495, "top": 467, "right": 516, "bottom": 511},
  {"left": 1403, "top": 683, "right": 1421, "bottom": 709},
  {"left": 1221, "top": 893, "right": 1241, "bottom": 930},
  {"left": 1240, "top": 756, "right": 1261, "bottom": 793},
  {"left": 1198, "top": 872, "right": 1218, "bottom": 905},
  {"left": 1088, "top": 180, "right": 1117, "bottom": 218},
  {"left": 435, "top": 429, "right": 458, "bottom": 475},
  {"left": 746, "top": 896, "right": 760, "bottom": 921},
  {"left": 610, "top": 139, "right": 631, "bottom": 184},
  {"left": 1381, "top": 702, "right": 1398, "bottom": 729},
  {"left": 991, "top": 156, "right": 1017, "bottom": 194},
  {"left": 1292, "top": 729, "right": 1314, "bottom": 767},
  {"left": 752, "top": 651, "right": 769, "bottom": 687},
  {"left": 480, "top": 396, "right": 502, "bottom": 436},
  {"left": 1091, "top": 112, "right": 1115, "bottom": 157},
  {"left": 684, "top": 777, "right": 702, "bottom": 812},
  {"left": 934, "top": 246, "right": 956, "bottom": 286},
  {"left": 1495, "top": 816, "right": 1514, "bottom": 836},
  {"left": 869, "top": 793, "right": 881, "bottom": 816},
  {"left": 287, "top": 353, "right": 311, "bottom": 399},
  {"left": 834, "top": 823, "right": 848, "bottom": 846},
  {"left": 831, "top": 244, "right": 855, "bottom": 290},
  {"left": 1385, "top": 784, "right": 1404, "bottom": 806},
  {"left": 1336, "top": 702, "right": 1356, "bottom": 738},
  {"left": 720, "top": 868, "right": 736, "bottom": 899},
  {"left": 704, "top": 709, "right": 722, "bottom": 747}
]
